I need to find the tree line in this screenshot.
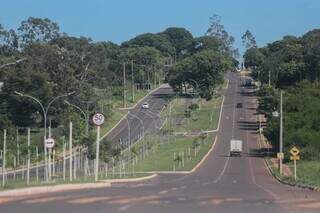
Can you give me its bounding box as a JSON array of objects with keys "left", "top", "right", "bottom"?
[
  {"left": 243, "top": 29, "right": 320, "bottom": 161},
  {"left": 0, "top": 15, "right": 238, "bottom": 161}
]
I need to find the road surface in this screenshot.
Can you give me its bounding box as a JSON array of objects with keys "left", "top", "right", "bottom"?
[{"left": 1, "top": 72, "right": 320, "bottom": 213}]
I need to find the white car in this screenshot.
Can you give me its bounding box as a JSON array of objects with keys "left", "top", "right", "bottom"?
[{"left": 141, "top": 102, "right": 149, "bottom": 109}]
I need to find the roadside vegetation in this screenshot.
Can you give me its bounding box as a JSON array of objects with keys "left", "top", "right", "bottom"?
[
  {"left": 0, "top": 14, "right": 237, "bottom": 189},
  {"left": 243, "top": 29, "right": 320, "bottom": 186}
]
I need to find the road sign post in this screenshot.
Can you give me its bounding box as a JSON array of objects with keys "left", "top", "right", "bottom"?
[
  {"left": 92, "top": 112, "right": 105, "bottom": 181},
  {"left": 290, "top": 146, "right": 300, "bottom": 181},
  {"left": 45, "top": 137, "right": 55, "bottom": 180}
]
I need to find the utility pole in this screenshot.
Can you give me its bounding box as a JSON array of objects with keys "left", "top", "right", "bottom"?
[
  {"left": 131, "top": 60, "right": 134, "bottom": 102},
  {"left": 123, "top": 62, "right": 127, "bottom": 108},
  {"left": 279, "top": 90, "right": 283, "bottom": 175},
  {"left": 268, "top": 71, "right": 271, "bottom": 87}
]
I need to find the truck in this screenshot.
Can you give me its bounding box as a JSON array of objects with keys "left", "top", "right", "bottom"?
[{"left": 230, "top": 139, "right": 243, "bottom": 156}]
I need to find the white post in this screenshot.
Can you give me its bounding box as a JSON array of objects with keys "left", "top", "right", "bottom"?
[
  {"left": 48, "top": 148, "right": 52, "bottom": 180},
  {"left": 36, "top": 147, "right": 39, "bottom": 183},
  {"left": 294, "top": 160, "right": 297, "bottom": 180},
  {"left": 13, "top": 157, "right": 16, "bottom": 180},
  {"left": 2, "top": 130, "right": 6, "bottom": 187},
  {"left": 27, "top": 128, "right": 31, "bottom": 185},
  {"left": 48, "top": 126, "right": 52, "bottom": 180},
  {"left": 69, "top": 121, "right": 73, "bottom": 181},
  {"left": 16, "top": 128, "right": 20, "bottom": 166},
  {"left": 73, "top": 148, "right": 77, "bottom": 180},
  {"left": 63, "top": 142, "right": 66, "bottom": 181},
  {"left": 53, "top": 149, "right": 55, "bottom": 177},
  {"left": 94, "top": 126, "right": 101, "bottom": 181}
]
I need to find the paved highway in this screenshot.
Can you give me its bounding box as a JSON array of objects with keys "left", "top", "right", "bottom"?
[
  {"left": 105, "top": 85, "right": 173, "bottom": 148},
  {"left": 1, "top": 72, "right": 320, "bottom": 213}
]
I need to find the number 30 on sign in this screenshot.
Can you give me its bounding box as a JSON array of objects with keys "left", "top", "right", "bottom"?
[{"left": 92, "top": 112, "right": 105, "bottom": 126}]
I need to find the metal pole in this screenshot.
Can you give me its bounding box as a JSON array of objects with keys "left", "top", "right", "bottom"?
[
  {"left": 69, "top": 121, "right": 73, "bottom": 181},
  {"left": 279, "top": 91, "right": 283, "bottom": 175},
  {"left": 27, "top": 128, "right": 30, "bottom": 185},
  {"left": 2, "top": 129, "right": 6, "bottom": 187},
  {"left": 95, "top": 126, "right": 101, "bottom": 181}
]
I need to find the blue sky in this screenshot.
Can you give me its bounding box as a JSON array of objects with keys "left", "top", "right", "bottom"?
[{"left": 0, "top": 0, "right": 320, "bottom": 56}]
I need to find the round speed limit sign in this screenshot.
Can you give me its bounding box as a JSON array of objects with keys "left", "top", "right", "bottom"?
[{"left": 92, "top": 112, "right": 105, "bottom": 126}]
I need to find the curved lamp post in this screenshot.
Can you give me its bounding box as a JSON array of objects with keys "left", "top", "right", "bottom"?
[
  {"left": 14, "top": 91, "right": 75, "bottom": 181},
  {"left": 64, "top": 100, "right": 89, "bottom": 135}
]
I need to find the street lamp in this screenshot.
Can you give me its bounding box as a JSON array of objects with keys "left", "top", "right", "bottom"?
[
  {"left": 271, "top": 90, "right": 283, "bottom": 175},
  {"left": 14, "top": 91, "right": 75, "bottom": 181},
  {"left": 128, "top": 112, "right": 145, "bottom": 139},
  {"left": 64, "top": 100, "right": 89, "bottom": 135}
]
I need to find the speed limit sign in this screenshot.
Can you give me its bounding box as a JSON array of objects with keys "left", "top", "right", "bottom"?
[{"left": 92, "top": 112, "right": 105, "bottom": 126}]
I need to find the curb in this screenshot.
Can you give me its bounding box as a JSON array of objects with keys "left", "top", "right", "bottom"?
[
  {"left": 0, "top": 174, "right": 158, "bottom": 197},
  {"left": 173, "top": 95, "right": 225, "bottom": 136}
]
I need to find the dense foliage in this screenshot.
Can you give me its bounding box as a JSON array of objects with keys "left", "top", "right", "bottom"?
[
  {"left": 244, "top": 29, "right": 320, "bottom": 160},
  {"left": 0, "top": 15, "right": 238, "bottom": 160}
]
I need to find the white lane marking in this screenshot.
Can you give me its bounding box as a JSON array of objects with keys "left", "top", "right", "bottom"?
[
  {"left": 119, "top": 204, "right": 133, "bottom": 211},
  {"left": 214, "top": 79, "right": 238, "bottom": 183},
  {"left": 213, "top": 156, "right": 230, "bottom": 183}
]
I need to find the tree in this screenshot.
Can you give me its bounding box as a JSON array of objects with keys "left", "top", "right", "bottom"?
[
  {"left": 168, "top": 50, "right": 229, "bottom": 100},
  {"left": 241, "top": 30, "right": 257, "bottom": 49},
  {"left": 160, "top": 27, "right": 194, "bottom": 59},
  {"left": 18, "top": 17, "right": 60, "bottom": 47},
  {"left": 206, "top": 14, "right": 236, "bottom": 57},
  {"left": 121, "top": 33, "right": 174, "bottom": 56}
]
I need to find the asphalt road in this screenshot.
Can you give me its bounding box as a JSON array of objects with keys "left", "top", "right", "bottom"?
[
  {"left": 104, "top": 85, "right": 174, "bottom": 148},
  {"left": 1, "top": 72, "right": 320, "bottom": 213}
]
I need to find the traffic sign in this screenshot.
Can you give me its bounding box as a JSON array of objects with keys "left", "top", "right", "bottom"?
[
  {"left": 290, "top": 155, "right": 300, "bottom": 161},
  {"left": 290, "top": 146, "right": 300, "bottom": 156},
  {"left": 92, "top": 112, "right": 105, "bottom": 126},
  {"left": 45, "top": 137, "right": 55, "bottom": 149},
  {"left": 277, "top": 152, "right": 284, "bottom": 159}
]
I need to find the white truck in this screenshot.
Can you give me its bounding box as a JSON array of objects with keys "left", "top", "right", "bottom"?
[{"left": 230, "top": 139, "right": 243, "bottom": 156}]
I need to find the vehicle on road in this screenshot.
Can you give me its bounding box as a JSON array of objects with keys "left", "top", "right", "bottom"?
[
  {"left": 141, "top": 102, "right": 150, "bottom": 109},
  {"left": 230, "top": 139, "right": 243, "bottom": 156}
]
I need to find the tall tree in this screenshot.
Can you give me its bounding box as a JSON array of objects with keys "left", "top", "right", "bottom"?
[
  {"left": 241, "top": 30, "right": 257, "bottom": 49},
  {"left": 18, "top": 17, "right": 60, "bottom": 47},
  {"left": 206, "top": 14, "right": 235, "bottom": 56}
]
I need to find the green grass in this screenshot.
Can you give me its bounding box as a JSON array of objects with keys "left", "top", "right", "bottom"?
[
  {"left": 0, "top": 173, "right": 150, "bottom": 191},
  {"left": 126, "top": 133, "right": 215, "bottom": 172},
  {"left": 113, "top": 89, "right": 149, "bottom": 109},
  {"left": 266, "top": 158, "right": 320, "bottom": 188},
  {"left": 286, "top": 160, "right": 320, "bottom": 187},
  {"left": 162, "top": 96, "right": 222, "bottom": 133}
]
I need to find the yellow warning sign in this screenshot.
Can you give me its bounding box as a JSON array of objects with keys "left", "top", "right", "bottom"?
[
  {"left": 290, "top": 155, "right": 300, "bottom": 161},
  {"left": 290, "top": 146, "right": 300, "bottom": 156}
]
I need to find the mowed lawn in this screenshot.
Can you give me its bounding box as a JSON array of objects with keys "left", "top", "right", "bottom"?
[{"left": 133, "top": 133, "right": 215, "bottom": 172}]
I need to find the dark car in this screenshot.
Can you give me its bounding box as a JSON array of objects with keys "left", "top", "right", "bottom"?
[{"left": 236, "top": 103, "right": 243, "bottom": 108}]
